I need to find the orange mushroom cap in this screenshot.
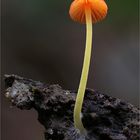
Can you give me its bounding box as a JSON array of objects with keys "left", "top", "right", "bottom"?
[{"left": 69, "top": 0, "right": 108, "bottom": 23}]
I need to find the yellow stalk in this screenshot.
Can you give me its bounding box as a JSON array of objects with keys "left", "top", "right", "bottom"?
[{"left": 74, "top": 8, "right": 92, "bottom": 134}]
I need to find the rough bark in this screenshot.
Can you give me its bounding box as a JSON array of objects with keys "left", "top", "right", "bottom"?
[{"left": 4, "top": 75, "right": 140, "bottom": 140}]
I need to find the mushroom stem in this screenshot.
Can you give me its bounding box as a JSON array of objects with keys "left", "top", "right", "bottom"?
[{"left": 74, "top": 8, "right": 92, "bottom": 134}]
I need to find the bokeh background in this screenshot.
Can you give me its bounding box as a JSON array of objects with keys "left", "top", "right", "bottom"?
[{"left": 1, "top": 0, "right": 139, "bottom": 140}]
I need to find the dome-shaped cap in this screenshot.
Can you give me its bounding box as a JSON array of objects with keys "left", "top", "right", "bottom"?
[{"left": 69, "top": 0, "right": 108, "bottom": 23}]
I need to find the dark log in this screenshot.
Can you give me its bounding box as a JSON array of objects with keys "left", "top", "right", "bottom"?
[{"left": 4, "top": 75, "right": 140, "bottom": 140}]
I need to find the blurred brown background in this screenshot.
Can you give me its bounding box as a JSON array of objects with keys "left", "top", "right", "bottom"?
[{"left": 1, "top": 0, "right": 139, "bottom": 140}]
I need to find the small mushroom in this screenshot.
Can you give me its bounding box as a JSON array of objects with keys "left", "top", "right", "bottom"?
[{"left": 69, "top": 0, "right": 108, "bottom": 134}]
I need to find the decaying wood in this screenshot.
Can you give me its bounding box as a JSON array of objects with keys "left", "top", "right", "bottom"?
[{"left": 4, "top": 75, "right": 140, "bottom": 140}]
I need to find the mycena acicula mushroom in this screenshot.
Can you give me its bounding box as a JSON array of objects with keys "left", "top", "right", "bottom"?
[{"left": 69, "top": 0, "right": 108, "bottom": 134}]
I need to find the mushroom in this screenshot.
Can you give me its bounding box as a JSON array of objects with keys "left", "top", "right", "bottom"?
[{"left": 69, "top": 0, "right": 108, "bottom": 134}]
